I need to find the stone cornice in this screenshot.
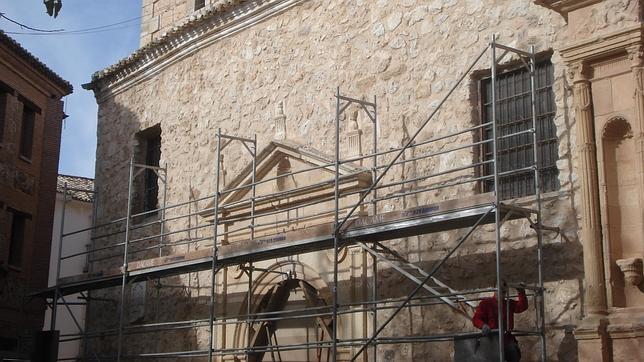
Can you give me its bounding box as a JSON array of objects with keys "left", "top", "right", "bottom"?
[
  {"left": 560, "top": 25, "right": 644, "bottom": 65},
  {"left": 533, "top": 0, "right": 603, "bottom": 18},
  {"left": 85, "top": 0, "right": 305, "bottom": 102}
]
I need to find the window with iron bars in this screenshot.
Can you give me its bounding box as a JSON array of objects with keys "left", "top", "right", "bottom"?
[
  {"left": 143, "top": 133, "right": 161, "bottom": 213},
  {"left": 194, "top": 0, "right": 206, "bottom": 11},
  {"left": 480, "top": 60, "right": 559, "bottom": 199}
]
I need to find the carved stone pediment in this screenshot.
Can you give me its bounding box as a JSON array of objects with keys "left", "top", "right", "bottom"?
[{"left": 200, "top": 140, "right": 372, "bottom": 219}]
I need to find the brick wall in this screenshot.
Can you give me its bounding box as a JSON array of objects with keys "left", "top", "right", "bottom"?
[{"left": 0, "top": 35, "right": 71, "bottom": 357}]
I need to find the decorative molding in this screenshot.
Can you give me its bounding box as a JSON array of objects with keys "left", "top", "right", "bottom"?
[
  {"left": 86, "top": 0, "right": 306, "bottom": 102},
  {"left": 561, "top": 25, "right": 644, "bottom": 66},
  {"left": 590, "top": 56, "right": 630, "bottom": 79}
]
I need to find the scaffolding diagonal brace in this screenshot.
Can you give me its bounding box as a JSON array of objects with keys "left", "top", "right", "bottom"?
[
  {"left": 358, "top": 242, "right": 467, "bottom": 315},
  {"left": 351, "top": 207, "right": 493, "bottom": 361}
]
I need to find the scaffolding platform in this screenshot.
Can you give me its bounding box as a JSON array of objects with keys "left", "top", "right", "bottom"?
[
  {"left": 37, "top": 193, "right": 534, "bottom": 298},
  {"left": 43, "top": 40, "right": 548, "bottom": 362}
]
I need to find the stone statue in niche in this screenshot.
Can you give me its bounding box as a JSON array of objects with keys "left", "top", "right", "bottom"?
[{"left": 347, "top": 110, "right": 362, "bottom": 160}]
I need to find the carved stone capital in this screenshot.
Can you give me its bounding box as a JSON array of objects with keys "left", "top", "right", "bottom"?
[
  {"left": 568, "top": 61, "right": 591, "bottom": 85},
  {"left": 627, "top": 45, "right": 644, "bottom": 68},
  {"left": 616, "top": 258, "right": 643, "bottom": 286}
]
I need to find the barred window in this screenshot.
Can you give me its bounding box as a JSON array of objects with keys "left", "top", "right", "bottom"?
[
  {"left": 135, "top": 125, "right": 161, "bottom": 215},
  {"left": 194, "top": 0, "right": 206, "bottom": 11},
  {"left": 480, "top": 60, "right": 559, "bottom": 199},
  {"left": 143, "top": 131, "right": 161, "bottom": 213}
]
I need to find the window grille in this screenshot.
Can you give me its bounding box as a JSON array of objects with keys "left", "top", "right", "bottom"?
[
  {"left": 194, "top": 0, "right": 206, "bottom": 11},
  {"left": 143, "top": 134, "right": 161, "bottom": 212},
  {"left": 481, "top": 61, "right": 559, "bottom": 199}
]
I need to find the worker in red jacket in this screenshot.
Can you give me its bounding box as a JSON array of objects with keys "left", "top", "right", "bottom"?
[{"left": 472, "top": 280, "right": 528, "bottom": 362}]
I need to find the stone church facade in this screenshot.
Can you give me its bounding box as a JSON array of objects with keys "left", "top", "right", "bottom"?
[{"left": 82, "top": 0, "right": 644, "bottom": 360}]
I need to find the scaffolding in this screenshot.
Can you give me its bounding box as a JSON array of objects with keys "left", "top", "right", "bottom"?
[{"left": 40, "top": 38, "right": 549, "bottom": 361}]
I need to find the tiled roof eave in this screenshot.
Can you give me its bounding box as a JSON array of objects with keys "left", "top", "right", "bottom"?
[
  {"left": 87, "top": 0, "right": 302, "bottom": 94},
  {"left": 0, "top": 31, "right": 73, "bottom": 95}
]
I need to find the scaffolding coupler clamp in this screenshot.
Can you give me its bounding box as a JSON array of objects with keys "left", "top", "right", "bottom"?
[{"left": 529, "top": 223, "right": 560, "bottom": 234}]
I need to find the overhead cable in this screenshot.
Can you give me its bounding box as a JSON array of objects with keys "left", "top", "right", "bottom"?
[{"left": 0, "top": 12, "right": 64, "bottom": 32}]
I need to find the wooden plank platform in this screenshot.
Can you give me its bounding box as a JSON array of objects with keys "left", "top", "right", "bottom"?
[{"left": 35, "top": 194, "right": 535, "bottom": 298}]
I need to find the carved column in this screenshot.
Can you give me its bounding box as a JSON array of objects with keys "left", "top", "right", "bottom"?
[
  {"left": 627, "top": 45, "right": 644, "bottom": 241},
  {"left": 570, "top": 62, "right": 607, "bottom": 316}
]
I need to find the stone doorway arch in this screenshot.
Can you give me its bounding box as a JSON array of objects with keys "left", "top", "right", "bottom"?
[{"left": 232, "top": 261, "right": 334, "bottom": 362}]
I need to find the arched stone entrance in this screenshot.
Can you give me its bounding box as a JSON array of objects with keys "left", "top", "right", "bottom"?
[{"left": 232, "top": 261, "right": 335, "bottom": 362}]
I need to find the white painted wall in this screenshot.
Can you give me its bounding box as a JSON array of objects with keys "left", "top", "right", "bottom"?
[{"left": 43, "top": 192, "right": 93, "bottom": 360}]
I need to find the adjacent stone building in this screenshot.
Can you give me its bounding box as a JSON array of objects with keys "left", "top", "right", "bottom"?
[
  {"left": 81, "top": 1, "right": 643, "bottom": 360},
  {"left": 0, "top": 31, "right": 72, "bottom": 358}
]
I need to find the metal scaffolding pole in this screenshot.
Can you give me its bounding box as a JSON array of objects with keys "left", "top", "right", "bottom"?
[
  {"left": 155, "top": 165, "right": 168, "bottom": 353},
  {"left": 490, "top": 35, "right": 506, "bottom": 362},
  {"left": 84, "top": 188, "right": 99, "bottom": 356},
  {"left": 529, "top": 45, "right": 547, "bottom": 362},
  {"left": 332, "top": 87, "right": 341, "bottom": 361},
  {"left": 370, "top": 94, "right": 378, "bottom": 362},
  {"left": 246, "top": 263, "right": 253, "bottom": 360},
  {"left": 350, "top": 208, "right": 493, "bottom": 361},
  {"left": 208, "top": 129, "right": 223, "bottom": 361},
  {"left": 47, "top": 39, "right": 551, "bottom": 361},
  {"left": 116, "top": 157, "right": 135, "bottom": 362},
  {"left": 50, "top": 182, "right": 67, "bottom": 332}
]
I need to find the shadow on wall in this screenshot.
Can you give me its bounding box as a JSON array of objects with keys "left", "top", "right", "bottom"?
[
  {"left": 557, "top": 325, "right": 579, "bottom": 362},
  {"left": 82, "top": 101, "right": 203, "bottom": 357}
]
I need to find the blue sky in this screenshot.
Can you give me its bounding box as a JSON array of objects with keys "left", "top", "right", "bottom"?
[{"left": 0, "top": 0, "right": 142, "bottom": 178}]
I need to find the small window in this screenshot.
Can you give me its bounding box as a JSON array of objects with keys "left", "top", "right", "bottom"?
[
  {"left": 19, "top": 102, "right": 37, "bottom": 160},
  {"left": 194, "top": 0, "right": 206, "bottom": 11},
  {"left": 136, "top": 125, "right": 161, "bottom": 214},
  {"left": 480, "top": 60, "right": 559, "bottom": 199},
  {"left": 144, "top": 134, "right": 161, "bottom": 212},
  {"left": 8, "top": 212, "right": 27, "bottom": 268},
  {"left": 0, "top": 82, "right": 11, "bottom": 143}
]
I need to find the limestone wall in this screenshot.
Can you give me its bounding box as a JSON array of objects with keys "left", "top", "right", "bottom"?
[{"left": 87, "top": 0, "right": 641, "bottom": 360}]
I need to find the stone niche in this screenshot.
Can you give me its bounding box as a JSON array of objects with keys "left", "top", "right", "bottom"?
[{"left": 591, "top": 56, "right": 644, "bottom": 310}]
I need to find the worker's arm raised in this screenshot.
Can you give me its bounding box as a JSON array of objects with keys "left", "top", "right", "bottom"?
[{"left": 514, "top": 289, "right": 529, "bottom": 313}]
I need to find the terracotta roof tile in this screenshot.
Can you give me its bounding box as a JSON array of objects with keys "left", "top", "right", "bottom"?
[
  {"left": 0, "top": 31, "right": 73, "bottom": 94},
  {"left": 57, "top": 174, "right": 94, "bottom": 203}
]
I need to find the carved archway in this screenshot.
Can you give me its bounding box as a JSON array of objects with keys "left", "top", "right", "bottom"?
[{"left": 232, "top": 261, "right": 334, "bottom": 362}]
